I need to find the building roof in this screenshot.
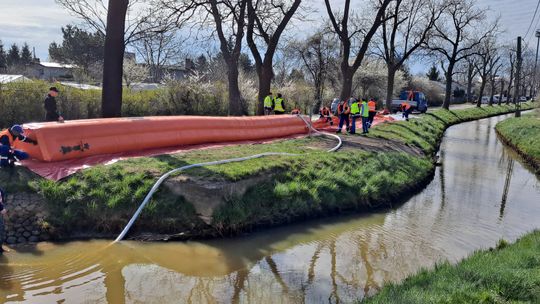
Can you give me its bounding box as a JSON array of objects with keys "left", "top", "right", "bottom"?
[
  {"left": 39, "top": 62, "right": 77, "bottom": 69},
  {"left": 60, "top": 82, "right": 101, "bottom": 90},
  {"left": 0, "top": 74, "right": 32, "bottom": 84}
]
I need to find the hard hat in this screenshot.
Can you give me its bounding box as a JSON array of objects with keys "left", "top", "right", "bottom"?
[{"left": 10, "top": 125, "right": 24, "bottom": 134}]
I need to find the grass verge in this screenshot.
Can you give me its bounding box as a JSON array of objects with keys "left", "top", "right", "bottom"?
[
  {"left": 0, "top": 102, "right": 536, "bottom": 238},
  {"left": 495, "top": 110, "right": 540, "bottom": 174},
  {"left": 363, "top": 231, "right": 540, "bottom": 303}
]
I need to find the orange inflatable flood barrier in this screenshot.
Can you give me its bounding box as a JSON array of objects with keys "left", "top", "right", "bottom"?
[{"left": 14, "top": 116, "right": 310, "bottom": 162}]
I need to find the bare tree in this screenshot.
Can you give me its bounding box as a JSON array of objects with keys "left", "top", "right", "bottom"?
[
  {"left": 324, "top": 0, "right": 393, "bottom": 101},
  {"left": 123, "top": 58, "right": 149, "bottom": 88},
  {"left": 488, "top": 60, "right": 502, "bottom": 105},
  {"left": 474, "top": 38, "right": 500, "bottom": 107},
  {"left": 428, "top": 0, "right": 494, "bottom": 109},
  {"left": 464, "top": 56, "right": 479, "bottom": 103},
  {"left": 288, "top": 30, "right": 338, "bottom": 113},
  {"left": 133, "top": 26, "right": 184, "bottom": 82},
  {"left": 378, "top": 0, "right": 442, "bottom": 110},
  {"left": 246, "top": 0, "right": 302, "bottom": 115},
  {"left": 504, "top": 46, "right": 516, "bottom": 104},
  {"left": 55, "top": 0, "right": 169, "bottom": 46},
  {"left": 163, "top": 0, "right": 248, "bottom": 115}
]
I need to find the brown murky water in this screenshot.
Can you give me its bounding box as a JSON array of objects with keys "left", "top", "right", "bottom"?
[{"left": 1, "top": 113, "right": 539, "bottom": 304}]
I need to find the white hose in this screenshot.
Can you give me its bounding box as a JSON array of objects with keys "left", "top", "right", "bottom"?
[{"left": 114, "top": 115, "right": 341, "bottom": 242}]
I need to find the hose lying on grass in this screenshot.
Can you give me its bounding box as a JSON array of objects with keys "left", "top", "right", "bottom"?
[{"left": 115, "top": 115, "right": 342, "bottom": 242}]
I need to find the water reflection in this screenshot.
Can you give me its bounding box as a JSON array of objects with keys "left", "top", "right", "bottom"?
[{"left": 1, "top": 113, "right": 539, "bottom": 303}]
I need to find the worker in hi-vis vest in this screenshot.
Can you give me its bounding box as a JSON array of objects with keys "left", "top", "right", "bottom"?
[
  {"left": 0, "top": 125, "right": 38, "bottom": 167},
  {"left": 336, "top": 99, "right": 350, "bottom": 133},
  {"left": 367, "top": 98, "right": 377, "bottom": 128},
  {"left": 274, "top": 93, "right": 286, "bottom": 115},
  {"left": 263, "top": 93, "right": 274, "bottom": 115},
  {"left": 400, "top": 101, "right": 412, "bottom": 121},
  {"left": 349, "top": 98, "right": 361, "bottom": 134},
  {"left": 360, "top": 99, "right": 370, "bottom": 134}
]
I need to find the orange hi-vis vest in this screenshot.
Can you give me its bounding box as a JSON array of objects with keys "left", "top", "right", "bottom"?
[
  {"left": 368, "top": 100, "right": 376, "bottom": 112},
  {"left": 338, "top": 103, "right": 350, "bottom": 115},
  {"left": 401, "top": 102, "right": 411, "bottom": 110}
]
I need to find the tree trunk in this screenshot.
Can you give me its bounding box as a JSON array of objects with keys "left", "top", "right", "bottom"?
[
  {"left": 312, "top": 78, "right": 323, "bottom": 115},
  {"left": 466, "top": 64, "right": 474, "bottom": 102},
  {"left": 102, "top": 0, "right": 129, "bottom": 118},
  {"left": 442, "top": 64, "right": 454, "bottom": 109},
  {"left": 227, "top": 61, "right": 243, "bottom": 116},
  {"left": 339, "top": 69, "right": 353, "bottom": 101},
  {"left": 499, "top": 79, "right": 504, "bottom": 105},
  {"left": 476, "top": 77, "right": 486, "bottom": 108},
  {"left": 488, "top": 79, "right": 495, "bottom": 106},
  {"left": 256, "top": 65, "right": 273, "bottom": 115},
  {"left": 385, "top": 67, "right": 397, "bottom": 111},
  {"left": 506, "top": 77, "right": 513, "bottom": 105}
]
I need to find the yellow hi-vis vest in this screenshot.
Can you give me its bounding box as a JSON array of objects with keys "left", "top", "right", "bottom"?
[
  {"left": 350, "top": 102, "right": 360, "bottom": 114},
  {"left": 264, "top": 95, "right": 273, "bottom": 108},
  {"left": 360, "top": 101, "right": 369, "bottom": 117},
  {"left": 274, "top": 98, "right": 285, "bottom": 112}
]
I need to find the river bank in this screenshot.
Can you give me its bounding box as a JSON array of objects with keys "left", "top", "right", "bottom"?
[
  {"left": 495, "top": 111, "right": 540, "bottom": 174},
  {"left": 363, "top": 230, "right": 540, "bottom": 303},
  {"left": 0, "top": 103, "right": 536, "bottom": 243},
  {"left": 2, "top": 111, "right": 540, "bottom": 303},
  {"left": 363, "top": 109, "right": 540, "bottom": 303}
]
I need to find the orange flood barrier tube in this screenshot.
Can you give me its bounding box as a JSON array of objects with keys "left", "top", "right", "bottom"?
[{"left": 14, "top": 116, "right": 310, "bottom": 162}]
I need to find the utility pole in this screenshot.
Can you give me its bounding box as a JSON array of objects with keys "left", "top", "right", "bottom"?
[
  {"left": 514, "top": 36, "right": 522, "bottom": 117},
  {"left": 535, "top": 30, "right": 540, "bottom": 98}
]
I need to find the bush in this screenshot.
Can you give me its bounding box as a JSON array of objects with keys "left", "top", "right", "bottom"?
[{"left": 0, "top": 79, "right": 229, "bottom": 128}]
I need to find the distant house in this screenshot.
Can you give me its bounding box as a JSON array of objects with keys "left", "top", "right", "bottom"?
[
  {"left": 0, "top": 74, "right": 32, "bottom": 84},
  {"left": 26, "top": 62, "right": 76, "bottom": 81}
]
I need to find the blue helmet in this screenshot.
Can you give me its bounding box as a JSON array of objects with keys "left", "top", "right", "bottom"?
[{"left": 10, "top": 125, "right": 24, "bottom": 134}]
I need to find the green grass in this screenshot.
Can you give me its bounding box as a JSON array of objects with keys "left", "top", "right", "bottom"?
[
  {"left": 212, "top": 151, "right": 432, "bottom": 232},
  {"left": 0, "top": 102, "right": 536, "bottom": 237},
  {"left": 495, "top": 110, "right": 540, "bottom": 174},
  {"left": 368, "top": 103, "right": 536, "bottom": 155},
  {"left": 363, "top": 231, "right": 540, "bottom": 303}
]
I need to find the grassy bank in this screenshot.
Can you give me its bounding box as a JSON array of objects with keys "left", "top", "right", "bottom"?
[
  {"left": 0, "top": 102, "right": 536, "bottom": 239},
  {"left": 495, "top": 110, "right": 540, "bottom": 174},
  {"left": 363, "top": 231, "right": 540, "bottom": 303}
]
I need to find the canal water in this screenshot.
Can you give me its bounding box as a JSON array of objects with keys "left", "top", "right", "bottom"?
[{"left": 1, "top": 113, "right": 539, "bottom": 303}]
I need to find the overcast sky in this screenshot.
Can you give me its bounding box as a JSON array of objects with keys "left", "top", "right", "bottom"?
[{"left": 1, "top": 0, "right": 539, "bottom": 73}]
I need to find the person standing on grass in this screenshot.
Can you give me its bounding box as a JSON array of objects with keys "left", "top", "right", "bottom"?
[
  {"left": 263, "top": 92, "right": 274, "bottom": 115},
  {"left": 367, "top": 98, "right": 377, "bottom": 128},
  {"left": 336, "top": 99, "right": 350, "bottom": 133},
  {"left": 0, "top": 187, "right": 6, "bottom": 254},
  {"left": 360, "top": 98, "right": 370, "bottom": 134},
  {"left": 349, "top": 98, "right": 360, "bottom": 134},
  {"left": 274, "top": 93, "right": 286, "bottom": 115},
  {"left": 44, "top": 87, "right": 64, "bottom": 122}
]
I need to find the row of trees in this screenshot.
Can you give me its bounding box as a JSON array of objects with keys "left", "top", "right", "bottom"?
[
  {"left": 55, "top": 0, "right": 535, "bottom": 117},
  {"left": 0, "top": 41, "right": 37, "bottom": 73}
]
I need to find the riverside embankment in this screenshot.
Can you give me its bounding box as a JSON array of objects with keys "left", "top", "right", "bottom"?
[
  {"left": 0, "top": 102, "right": 536, "bottom": 243},
  {"left": 1, "top": 109, "right": 539, "bottom": 303}
]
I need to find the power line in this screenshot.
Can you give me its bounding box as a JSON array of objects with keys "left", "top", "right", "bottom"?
[{"left": 524, "top": 0, "right": 540, "bottom": 40}]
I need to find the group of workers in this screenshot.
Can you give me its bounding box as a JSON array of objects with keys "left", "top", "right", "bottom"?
[
  {"left": 263, "top": 92, "right": 287, "bottom": 115},
  {"left": 320, "top": 98, "right": 377, "bottom": 134},
  {"left": 0, "top": 87, "right": 63, "bottom": 253},
  {"left": 0, "top": 87, "right": 61, "bottom": 169}
]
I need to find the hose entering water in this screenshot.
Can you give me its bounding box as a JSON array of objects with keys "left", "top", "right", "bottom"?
[{"left": 114, "top": 115, "right": 341, "bottom": 242}]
